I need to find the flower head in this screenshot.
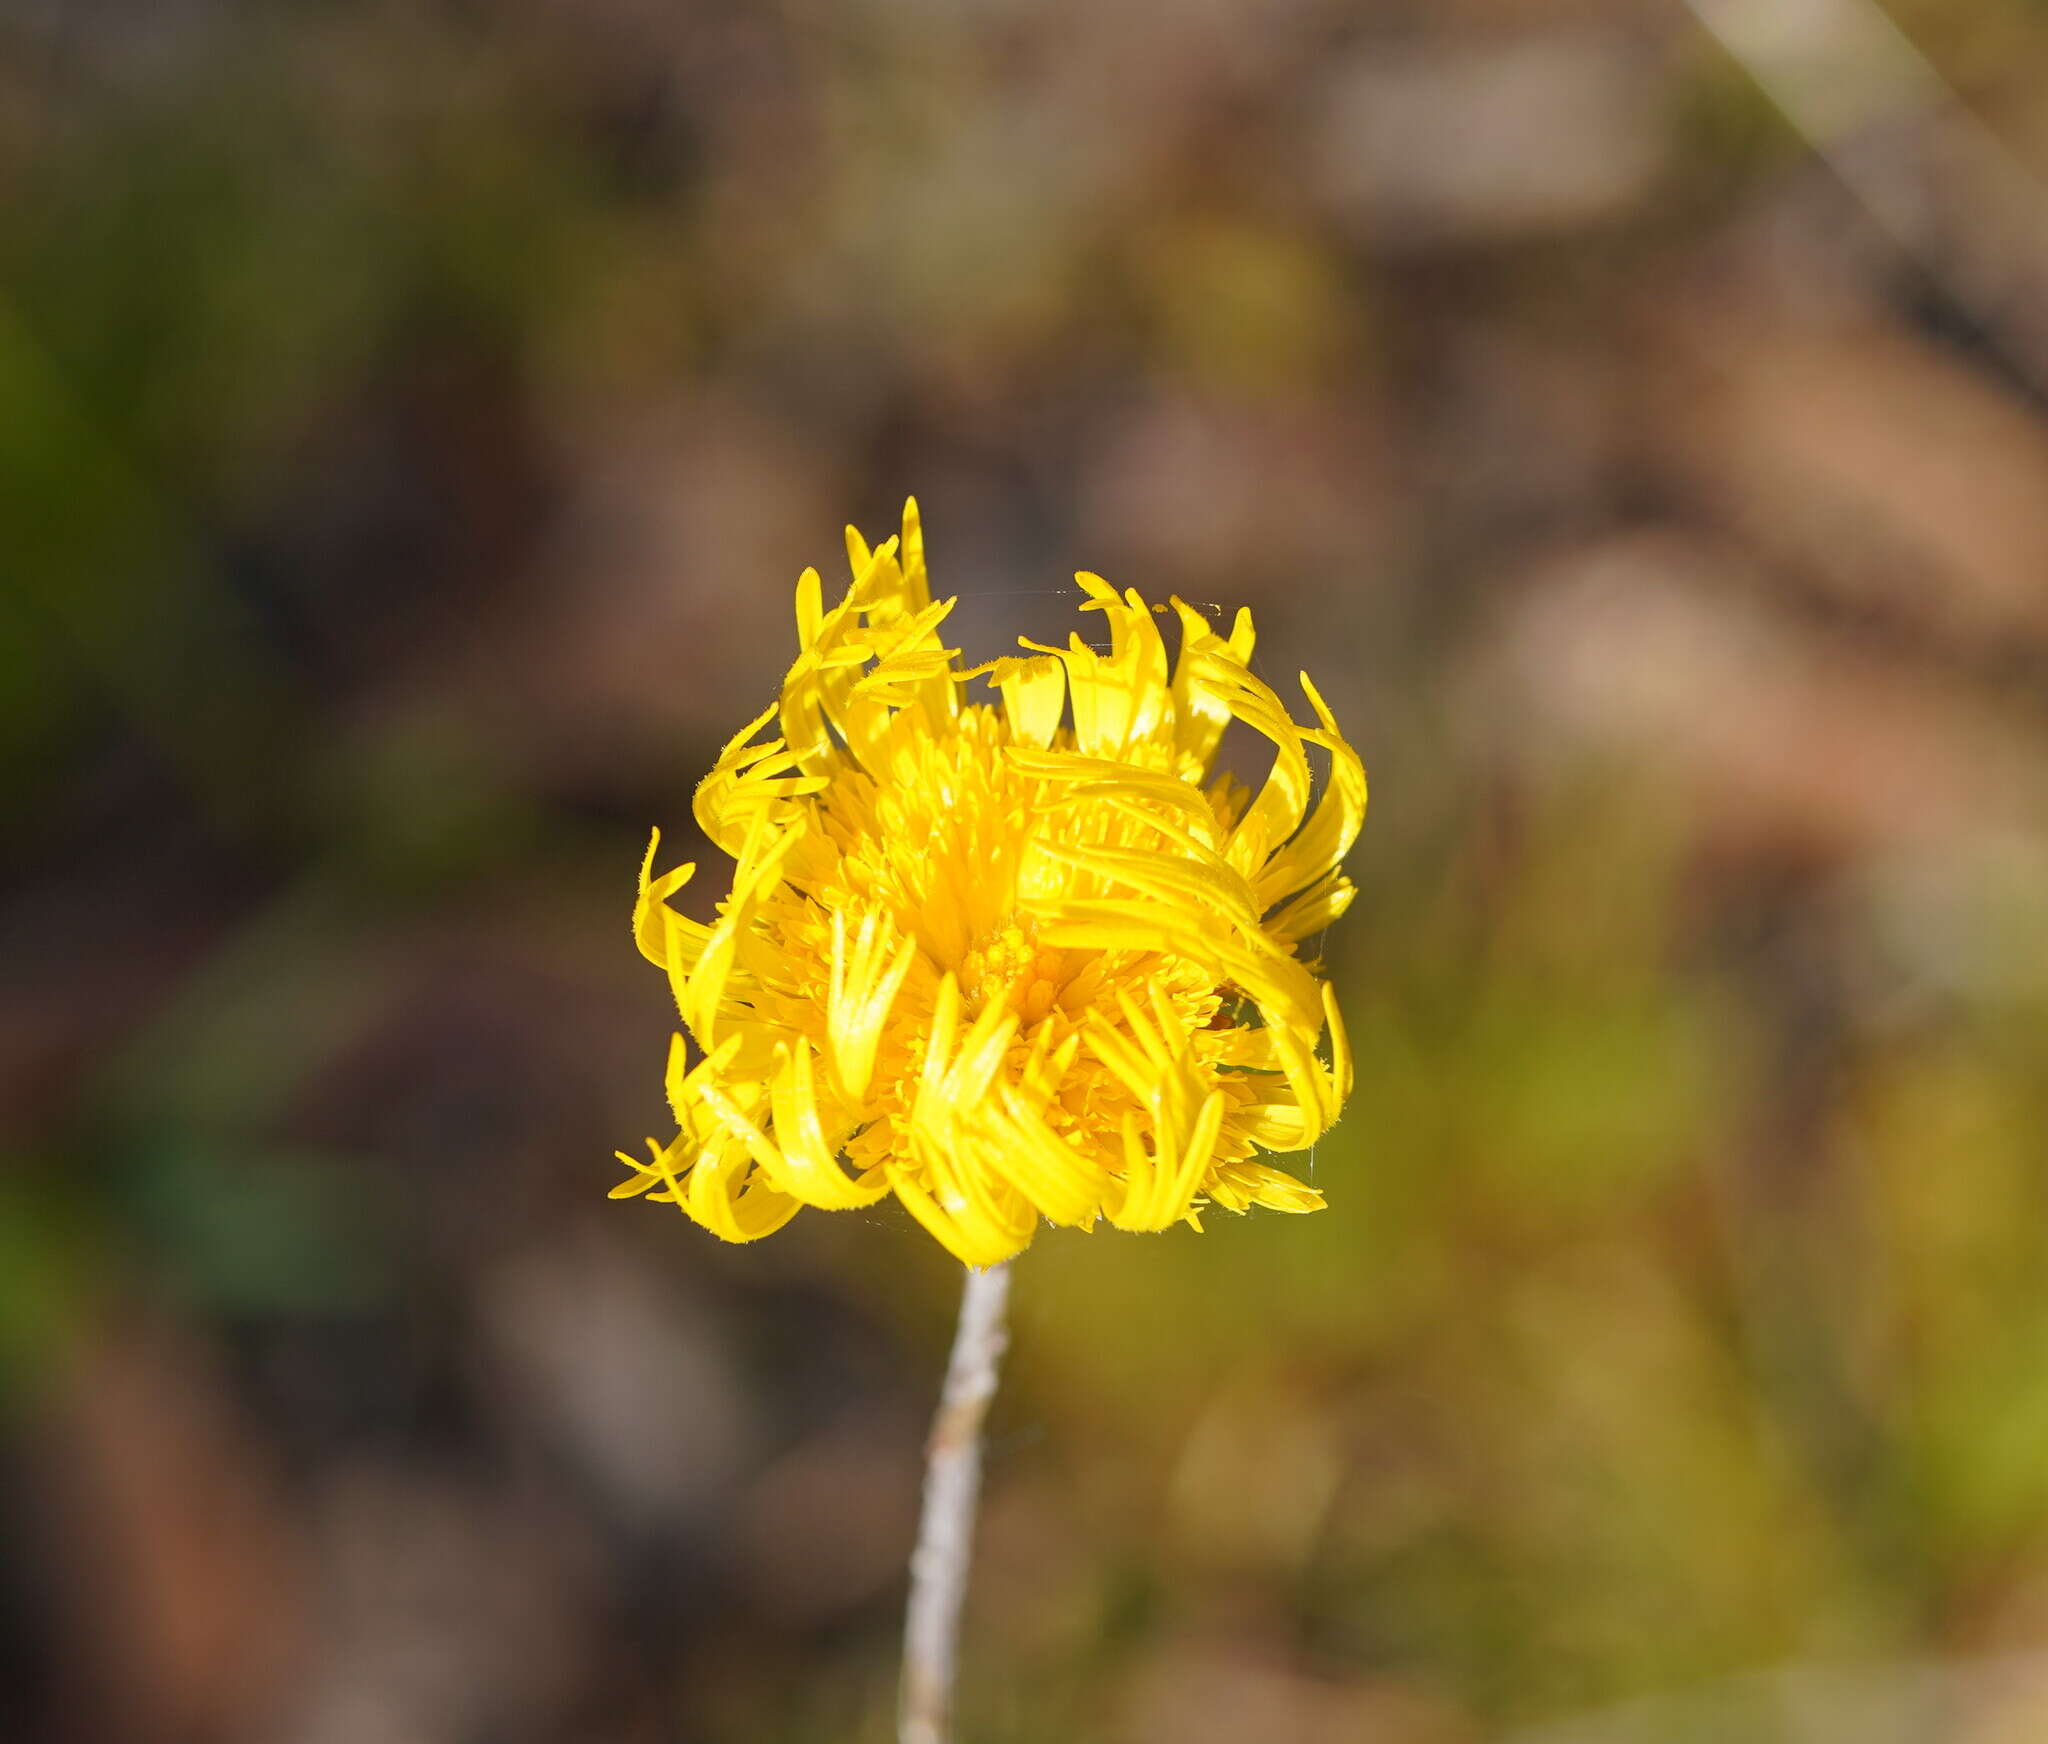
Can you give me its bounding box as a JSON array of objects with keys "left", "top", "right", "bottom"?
[{"left": 617, "top": 501, "right": 1365, "bottom": 1267}]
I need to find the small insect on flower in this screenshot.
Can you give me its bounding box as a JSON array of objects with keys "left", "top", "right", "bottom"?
[{"left": 617, "top": 501, "right": 1366, "bottom": 1266}]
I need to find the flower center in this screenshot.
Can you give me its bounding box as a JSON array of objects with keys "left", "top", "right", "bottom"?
[{"left": 958, "top": 918, "right": 1070, "bottom": 1023}]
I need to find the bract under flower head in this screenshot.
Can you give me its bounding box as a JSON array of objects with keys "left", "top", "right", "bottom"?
[{"left": 617, "top": 500, "right": 1366, "bottom": 1267}]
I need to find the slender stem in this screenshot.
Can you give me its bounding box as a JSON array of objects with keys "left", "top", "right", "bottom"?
[{"left": 900, "top": 1261, "right": 1012, "bottom": 1744}]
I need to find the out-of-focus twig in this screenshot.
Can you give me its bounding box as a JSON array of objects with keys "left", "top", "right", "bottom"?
[{"left": 1682, "top": 0, "right": 2048, "bottom": 393}]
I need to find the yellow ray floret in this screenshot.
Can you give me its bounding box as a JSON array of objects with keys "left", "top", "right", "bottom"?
[{"left": 616, "top": 499, "right": 1366, "bottom": 1266}]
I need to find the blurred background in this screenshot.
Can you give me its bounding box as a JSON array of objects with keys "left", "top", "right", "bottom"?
[{"left": 7, "top": 1, "right": 2048, "bottom": 1740}]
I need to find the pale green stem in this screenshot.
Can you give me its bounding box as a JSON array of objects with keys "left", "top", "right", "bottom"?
[{"left": 899, "top": 1261, "right": 1012, "bottom": 1744}]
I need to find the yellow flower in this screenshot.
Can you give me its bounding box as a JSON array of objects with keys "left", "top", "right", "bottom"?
[{"left": 617, "top": 500, "right": 1365, "bottom": 1267}]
